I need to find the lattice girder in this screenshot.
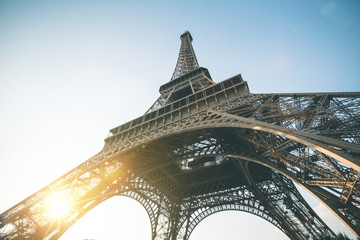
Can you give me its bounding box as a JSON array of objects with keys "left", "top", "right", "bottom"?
[
  {"left": 170, "top": 31, "right": 199, "bottom": 81},
  {"left": 2, "top": 90, "right": 359, "bottom": 238},
  {"left": 166, "top": 161, "right": 333, "bottom": 240},
  {"left": 119, "top": 174, "right": 310, "bottom": 240},
  {"left": 1, "top": 89, "right": 360, "bottom": 239},
  {"left": 117, "top": 178, "right": 311, "bottom": 240},
  {"left": 131, "top": 124, "right": 359, "bottom": 236},
  {"left": 1, "top": 31, "right": 360, "bottom": 240},
  {"left": 122, "top": 130, "right": 336, "bottom": 238},
  {"left": 175, "top": 185, "right": 287, "bottom": 240},
  {"left": 117, "top": 186, "right": 174, "bottom": 240}
]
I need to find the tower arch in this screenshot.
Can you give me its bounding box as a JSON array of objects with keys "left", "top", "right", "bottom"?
[
  {"left": 189, "top": 211, "right": 288, "bottom": 240},
  {"left": 123, "top": 122, "right": 358, "bottom": 238},
  {"left": 58, "top": 195, "right": 151, "bottom": 240}
]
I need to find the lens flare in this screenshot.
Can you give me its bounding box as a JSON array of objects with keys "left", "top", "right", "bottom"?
[{"left": 45, "top": 192, "right": 71, "bottom": 219}]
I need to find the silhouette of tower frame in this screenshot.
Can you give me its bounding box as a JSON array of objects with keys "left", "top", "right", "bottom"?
[{"left": 1, "top": 31, "right": 360, "bottom": 240}]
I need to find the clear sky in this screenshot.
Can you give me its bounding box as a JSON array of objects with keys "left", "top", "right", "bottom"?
[{"left": 0, "top": 0, "right": 359, "bottom": 239}]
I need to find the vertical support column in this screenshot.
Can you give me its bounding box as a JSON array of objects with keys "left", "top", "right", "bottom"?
[
  {"left": 240, "top": 160, "right": 308, "bottom": 240},
  {"left": 150, "top": 196, "right": 182, "bottom": 240}
]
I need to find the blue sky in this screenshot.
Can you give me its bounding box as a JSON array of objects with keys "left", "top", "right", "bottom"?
[{"left": 0, "top": 0, "right": 359, "bottom": 239}]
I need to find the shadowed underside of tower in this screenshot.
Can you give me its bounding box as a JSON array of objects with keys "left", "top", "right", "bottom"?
[{"left": 1, "top": 32, "right": 360, "bottom": 240}]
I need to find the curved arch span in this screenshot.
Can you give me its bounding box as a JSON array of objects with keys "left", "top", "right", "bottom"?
[
  {"left": 164, "top": 150, "right": 357, "bottom": 238},
  {"left": 124, "top": 123, "right": 358, "bottom": 238},
  {"left": 112, "top": 112, "right": 359, "bottom": 172},
  {"left": 178, "top": 201, "right": 285, "bottom": 240},
  {"left": 189, "top": 210, "right": 289, "bottom": 240},
  {"left": 58, "top": 192, "right": 152, "bottom": 240}
]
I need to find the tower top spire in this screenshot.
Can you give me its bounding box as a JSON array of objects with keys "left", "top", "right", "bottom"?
[
  {"left": 170, "top": 31, "right": 199, "bottom": 81},
  {"left": 180, "top": 31, "right": 193, "bottom": 41}
]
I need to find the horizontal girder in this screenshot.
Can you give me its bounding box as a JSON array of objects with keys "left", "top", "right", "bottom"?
[{"left": 1, "top": 72, "right": 359, "bottom": 239}]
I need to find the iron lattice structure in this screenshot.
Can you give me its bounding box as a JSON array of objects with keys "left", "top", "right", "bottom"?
[{"left": 1, "top": 31, "right": 360, "bottom": 240}]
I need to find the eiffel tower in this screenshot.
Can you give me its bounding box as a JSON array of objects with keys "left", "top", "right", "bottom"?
[{"left": 1, "top": 31, "right": 360, "bottom": 240}]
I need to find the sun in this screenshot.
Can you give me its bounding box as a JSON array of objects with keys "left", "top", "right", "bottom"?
[{"left": 44, "top": 192, "right": 71, "bottom": 220}]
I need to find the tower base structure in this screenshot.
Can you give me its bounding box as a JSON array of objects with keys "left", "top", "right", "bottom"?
[{"left": 1, "top": 32, "right": 359, "bottom": 240}]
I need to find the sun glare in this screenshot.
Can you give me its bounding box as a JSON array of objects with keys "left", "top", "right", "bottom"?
[{"left": 45, "top": 192, "right": 71, "bottom": 220}]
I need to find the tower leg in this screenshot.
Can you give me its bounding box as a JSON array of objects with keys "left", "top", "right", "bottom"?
[{"left": 240, "top": 160, "right": 334, "bottom": 239}]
